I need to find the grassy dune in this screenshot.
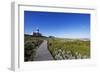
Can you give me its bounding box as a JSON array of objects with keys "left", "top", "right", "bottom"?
[{"left": 48, "top": 38, "right": 90, "bottom": 60}]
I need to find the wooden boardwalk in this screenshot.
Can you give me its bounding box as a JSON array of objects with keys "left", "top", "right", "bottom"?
[{"left": 34, "top": 40, "right": 53, "bottom": 61}]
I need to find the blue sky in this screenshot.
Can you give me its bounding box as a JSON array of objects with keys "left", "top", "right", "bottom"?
[{"left": 24, "top": 11, "right": 90, "bottom": 38}]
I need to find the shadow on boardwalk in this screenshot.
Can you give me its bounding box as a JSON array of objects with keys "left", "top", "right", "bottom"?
[{"left": 34, "top": 40, "right": 53, "bottom": 61}]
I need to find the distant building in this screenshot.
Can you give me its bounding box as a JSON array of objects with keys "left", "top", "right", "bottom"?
[
  {"left": 32, "top": 28, "right": 42, "bottom": 37},
  {"left": 33, "top": 32, "right": 42, "bottom": 37}
]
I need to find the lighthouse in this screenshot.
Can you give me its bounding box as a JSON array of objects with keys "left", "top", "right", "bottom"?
[{"left": 36, "top": 28, "right": 39, "bottom": 34}]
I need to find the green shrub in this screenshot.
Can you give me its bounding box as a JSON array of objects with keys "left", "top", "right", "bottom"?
[{"left": 24, "top": 36, "right": 43, "bottom": 62}]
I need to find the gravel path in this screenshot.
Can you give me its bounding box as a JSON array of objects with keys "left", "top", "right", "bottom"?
[{"left": 34, "top": 40, "right": 53, "bottom": 61}]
